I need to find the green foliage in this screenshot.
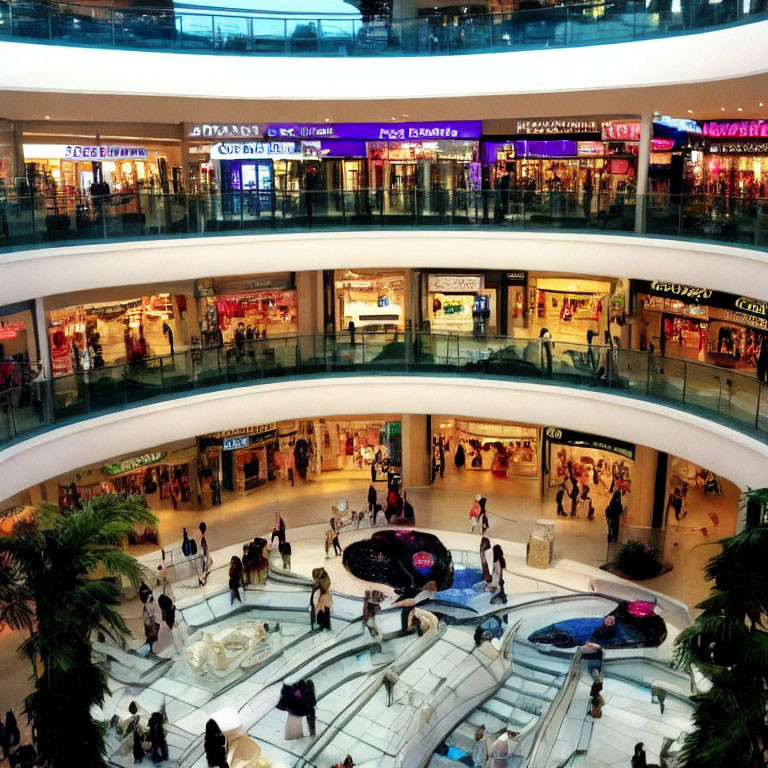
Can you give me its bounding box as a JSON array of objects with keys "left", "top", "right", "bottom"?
[
  {"left": 613, "top": 539, "right": 662, "bottom": 579},
  {"left": 0, "top": 494, "right": 157, "bottom": 767},
  {"left": 673, "top": 491, "right": 768, "bottom": 768}
]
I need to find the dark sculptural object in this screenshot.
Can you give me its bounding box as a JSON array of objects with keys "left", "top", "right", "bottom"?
[
  {"left": 528, "top": 600, "right": 668, "bottom": 649},
  {"left": 342, "top": 530, "right": 454, "bottom": 595}
]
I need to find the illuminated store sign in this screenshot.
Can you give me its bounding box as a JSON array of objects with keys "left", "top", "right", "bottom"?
[
  {"left": 0, "top": 320, "right": 25, "bottom": 340},
  {"left": 709, "top": 142, "right": 768, "bottom": 155},
  {"left": 210, "top": 141, "right": 300, "bottom": 159},
  {"left": 188, "top": 123, "right": 260, "bottom": 138},
  {"left": 601, "top": 121, "right": 641, "bottom": 142},
  {"left": 515, "top": 119, "right": 599, "bottom": 134},
  {"left": 700, "top": 120, "right": 768, "bottom": 138},
  {"left": 24, "top": 144, "right": 148, "bottom": 160},
  {"left": 428, "top": 275, "right": 485, "bottom": 293},
  {"left": 265, "top": 121, "right": 482, "bottom": 141}
]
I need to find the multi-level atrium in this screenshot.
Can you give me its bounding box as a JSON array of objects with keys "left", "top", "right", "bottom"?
[{"left": 1, "top": 2, "right": 768, "bottom": 766}]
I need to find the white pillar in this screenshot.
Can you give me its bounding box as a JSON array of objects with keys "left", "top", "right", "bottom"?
[
  {"left": 34, "top": 296, "right": 50, "bottom": 379},
  {"left": 634, "top": 112, "right": 653, "bottom": 234}
]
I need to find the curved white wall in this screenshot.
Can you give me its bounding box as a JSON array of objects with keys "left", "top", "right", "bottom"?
[
  {"left": 1, "top": 377, "right": 766, "bottom": 503},
  {"left": 3, "top": 231, "right": 768, "bottom": 306},
  {"left": 2, "top": 21, "right": 768, "bottom": 122}
]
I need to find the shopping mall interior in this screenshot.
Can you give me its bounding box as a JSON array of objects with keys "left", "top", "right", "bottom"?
[{"left": 1, "top": 3, "right": 768, "bottom": 767}]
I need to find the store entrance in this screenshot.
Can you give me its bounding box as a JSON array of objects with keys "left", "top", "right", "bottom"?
[{"left": 220, "top": 160, "right": 273, "bottom": 217}]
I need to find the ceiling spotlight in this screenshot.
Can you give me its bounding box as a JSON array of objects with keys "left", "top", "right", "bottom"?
[
  {"left": 392, "top": 117, "right": 397, "bottom": 121},
  {"left": 737, "top": 107, "right": 743, "bottom": 112},
  {"left": 760, "top": 103, "right": 764, "bottom": 107},
  {"left": 687, "top": 109, "right": 693, "bottom": 113},
  {"left": 325, "top": 117, "right": 331, "bottom": 123},
  {"left": 721, "top": 107, "right": 726, "bottom": 112},
  {"left": 44, "top": 115, "right": 50, "bottom": 120}
]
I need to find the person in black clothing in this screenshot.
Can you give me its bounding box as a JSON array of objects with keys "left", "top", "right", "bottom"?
[
  {"left": 148, "top": 712, "right": 168, "bottom": 763},
  {"left": 234, "top": 323, "right": 246, "bottom": 362},
  {"left": 162, "top": 322, "right": 174, "bottom": 357},
  {"left": 204, "top": 719, "right": 228, "bottom": 768},
  {"left": 587, "top": 329, "right": 598, "bottom": 371},
  {"left": 3, "top": 710, "right": 19, "bottom": 757},
  {"left": 279, "top": 540, "right": 292, "bottom": 570},
  {"left": 367, "top": 484, "right": 377, "bottom": 520},
  {"left": 229, "top": 556, "right": 244, "bottom": 605},
  {"left": 605, "top": 490, "right": 624, "bottom": 543},
  {"left": 299, "top": 679, "right": 317, "bottom": 737}
]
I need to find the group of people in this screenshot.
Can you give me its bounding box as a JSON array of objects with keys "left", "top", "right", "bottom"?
[
  {"left": 468, "top": 723, "right": 520, "bottom": 768},
  {"left": 118, "top": 700, "right": 168, "bottom": 765},
  {"left": 139, "top": 578, "right": 186, "bottom": 658}
]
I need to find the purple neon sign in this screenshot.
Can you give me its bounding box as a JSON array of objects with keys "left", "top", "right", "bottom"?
[{"left": 265, "top": 121, "right": 482, "bottom": 141}]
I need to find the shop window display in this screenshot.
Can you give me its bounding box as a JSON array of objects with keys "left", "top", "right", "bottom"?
[
  {"left": 334, "top": 270, "right": 405, "bottom": 335},
  {"left": 198, "top": 289, "right": 297, "bottom": 347},
  {"left": 441, "top": 419, "right": 539, "bottom": 478},
  {"left": 48, "top": 294, "right": 180, "bottom": 376}
]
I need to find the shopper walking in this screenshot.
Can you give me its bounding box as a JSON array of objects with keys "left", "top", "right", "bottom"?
[
  {"left": 195, "top": 522, "right": 212, "bottom": 586},
  {"left": 148, "top": 712, "right": 169, "bottom": 763},
  {"left": 471, "top": 726, "right": 490, "bottom": 768},
  {"left": 368, "top": 484, "right": 377, "bottom": 519},
  {"left": 478, "top": 498, "right": 490, "bottom": 536},
  {"left": 469, "top": 493, "right": 482, "bottom": 531},
  {"left": 271, "top": 511, "right": 286, "bottom": 548},
  {"left": 330, "top": 517, "right": 342, "bottom": 556},
  {"left": 539, "top": 327, "right": 553, "bottom": 377},
  {"left": 363, "top": 590, "right": 381, "bottom": 639},
  {"left": 487, "top": 544, "right": 507, "bottom": 604},
  {"left": 229, "top": 556, "right": 244, "bottom": 605},
  {"left": 300, "top": 679, "right": 317, "bottom": 737},
  {"left": 606, "top": 490, "right": 624, "bottom": 543},
  {"left": 479, "top": 537, "right": 492, "bottom": 584}
]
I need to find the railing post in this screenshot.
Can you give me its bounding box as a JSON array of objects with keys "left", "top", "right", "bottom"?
[
  {"left": 646, "top": 351, "right": 652, "bottom": 396},
  {"left": 111, "top": 8, "right": 116, "bottom": 47},
  {"left": 757, "top": 383, "right": 763, "bottom": 430},
  {"left": 681, "top": 362, "right": 687, "bottom": 403},
  {"left": 159, "top": 357, "right": 165, "bottom": 392},
  {"left": 716, "top": 377, "right": 723, "bottom": 415}
]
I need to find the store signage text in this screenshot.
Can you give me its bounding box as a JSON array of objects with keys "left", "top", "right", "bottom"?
[
  {"left": 428, "top": 275, "right": 485, "bottom": 293},
  {"left": 710, "top": 307, "right": 768, "bottom": 332},
  {"left": 267, "top": 125, "right": 336, "bottom": 139},
  {"left": 709, "top": 142, "right": 768, "bottom": 155},
  {"left": 700, "top": 120, "right": 768, "bottom": 138},
  {"left": 378, "top": 126, "right": 463, "bottom": 140},
  {"left": 64, "top": 145, "right": 148, "bottom": 160},
  {"left": 223, "top": 436, "right": 252, "bottom": 450},
  {"left": 188, "top": 123, "right": 260, "bottom": 138},
  {"left": 545, "top": 427, "right": 634, "bottom": 460},
  {"left": 648, "top": 281, "right": 713, "bottom": 302},
  {"left": 102, "top": 451, "right": 167, "bottom": 476},
  {"left": 516, "top": 119, "right": 599, "bottom": 134},
  {"left": 601, "top": 121, "right": 641, "bottom": 142},
  {"left": 506, "top": 271, "right": 527, "bottom": 283},
  {"left": 214, "top": 275, "right": 292, "bottom": 294},
  {"left": 207, "top": 423, "right": 277, "bottom": 440},
  {"left": 735, "top": 297, "right": 767, "bottom": 317},
  {"left": 210, "top": 142, "right": 300, "bottom": 159}
]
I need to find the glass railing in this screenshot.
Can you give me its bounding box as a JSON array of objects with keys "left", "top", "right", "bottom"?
[
  {"left": 2, "top": 188, "right": 768, "bottom": 253},
  {"left": 1, "top": 333, "right": 767, "bottom": 450},
  {"left": 0, "top": 0, "right": 765, "bottom": 56}
]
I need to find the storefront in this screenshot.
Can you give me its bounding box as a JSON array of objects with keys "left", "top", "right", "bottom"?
[
  {"left": 333, "top": 270, "right": 406, "bottom": 334},
  {"left": 0, "top": 300, "right": 37, "bottom": 387},
  {"left": 23, "top": 142, "right": 183, "bottom": 195},
  {"left": 316, "top": 418, "right": 401, "bottom": 473},
  {"left": 522, "top": 275, "right": 612, "bottom": 345},
  {"left": 423, "top": 273, "right": 497, "bottom": 335},
  {"left": 685, "top": 120, "right": 768, "bottom": 197},
  {"left": 635, "top": 280, "right": 768, "bottom": 374},
  {"left": 47, "top": 293, "right": 182, "bottom": 376},
  {"left": 664, "top": 455, "right": 738, "bottom": 538},
  {"left": 54, "top": 445, "right": 199, "bottom": 541},
  {"left": 195, "top": 273, "right": 298, "bottom": 348},
  {"left": 437, "top": 418, "right": 539, "bottom": 478},
  {"left": 199, "top": 423, "right": 279, "bottom": 497}
]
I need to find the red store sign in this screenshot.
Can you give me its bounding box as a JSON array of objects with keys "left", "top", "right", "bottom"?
[{"left": 602, "top": 121, "right": 641, "bottom": 142}]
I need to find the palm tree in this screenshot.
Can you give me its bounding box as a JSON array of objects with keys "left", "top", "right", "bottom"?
[
  {"left": 0, "top": 494, "right": 158, "bottom": 768},
  {"left": 673, "top": 488, "right": 768, "bottom": 768}
]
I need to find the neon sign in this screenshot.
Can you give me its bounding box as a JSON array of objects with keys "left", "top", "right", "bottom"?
[{"left": 700, "top": 120, "right": 768, "bottom": 139}]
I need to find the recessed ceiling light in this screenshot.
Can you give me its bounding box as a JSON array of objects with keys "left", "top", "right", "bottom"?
[
  {"left": 44, "top": 115, "right": 50, "bottom": 120},
  {"left": 761, "top": 103, "right": 764, "bottom": 107},
  {"left": 325, "top": 117, "right": 331, "bottom": 123},
  {"left": 737, "top": 107, "right": 743, "bottom": 112},
  {"left": 392, "top": 117, "right": 397, "bottom": 121},
  {"left": 687, "top": 109, "right": 693, "bottom": 113},
  {"left": 721, "top": 107, "right": 726, "bottom": 112},
  {"left": 402, "top": 114, "right": 409, "bottom": 117}
]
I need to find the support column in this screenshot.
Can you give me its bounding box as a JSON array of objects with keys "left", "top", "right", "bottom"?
[
  {"left": 11, "top": 120, "right": 24, "bottom": 181},
  {"left": 401, "top": 414, "right": 430, "bottom": 488},
  {"left": 634, "top": 112, "right": 653, "bottom": 234},
  {"left": 297, "top": 270, "right": 323, "bottom": 335},
  {"left": 34, "top": 296, "right": 50, "bottom": 379}
]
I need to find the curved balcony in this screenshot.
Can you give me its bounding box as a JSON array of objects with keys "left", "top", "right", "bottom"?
[
  {"left": 2, "top": 334, "right": 767, "bottom": 483},
  {"left": 1, "top": 0, "right": 766, "bottom": 56},
  {"left": 1, "top": 188, "right": 767, "bottom": 261}
]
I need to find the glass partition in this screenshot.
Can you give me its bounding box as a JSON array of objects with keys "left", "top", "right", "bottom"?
[{"left": 2, "top": 335, "right": 767, "bottom": 450}]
